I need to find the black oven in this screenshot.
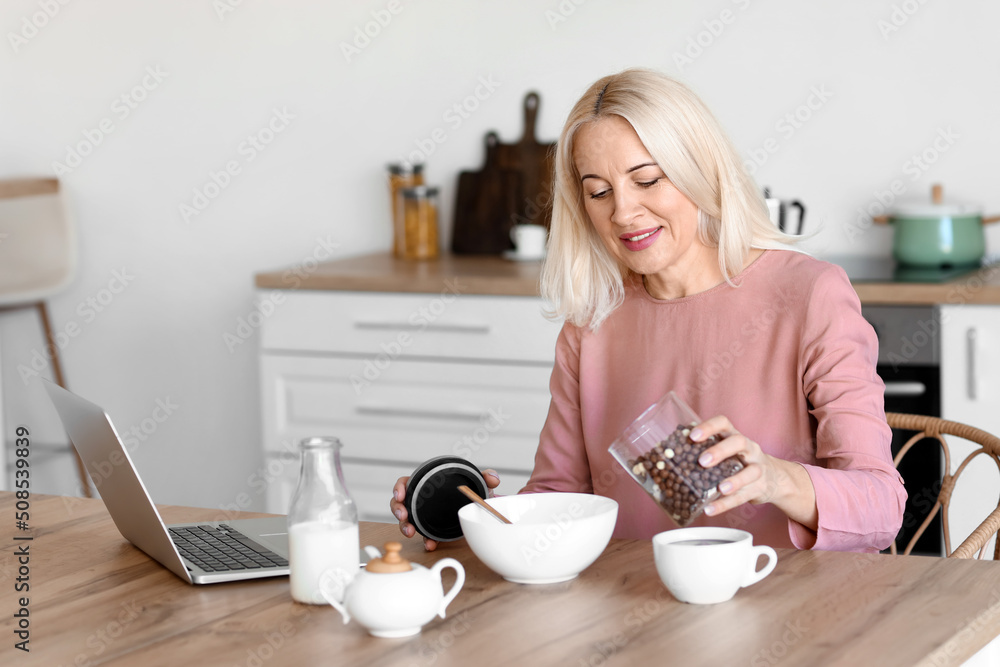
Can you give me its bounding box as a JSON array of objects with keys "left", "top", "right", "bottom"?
[{"left": 863, "top": 306, "right": 943, "bottom": 556}]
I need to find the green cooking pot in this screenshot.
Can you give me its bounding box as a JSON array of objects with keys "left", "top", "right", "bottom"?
[{"left": 874, "top": 185, "right": 1000, "bottom": 268}]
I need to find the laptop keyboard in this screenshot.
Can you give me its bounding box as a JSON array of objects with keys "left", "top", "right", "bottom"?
[{"left": 169, "top": 524, "right": 289, "bottom": 573}]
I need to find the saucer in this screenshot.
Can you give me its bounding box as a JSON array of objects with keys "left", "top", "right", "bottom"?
[{"left": 502, "top": 250, "right": 545, "bottom": 262}]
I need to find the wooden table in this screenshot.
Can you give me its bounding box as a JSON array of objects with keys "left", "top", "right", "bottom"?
[{"left": 4, "top": 493, "right": 1000, "bottom": 666}]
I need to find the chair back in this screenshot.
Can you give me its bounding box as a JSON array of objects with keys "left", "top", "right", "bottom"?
[
  {"left": 887, "top": 412, "right": 1000, "bottom": 559},
  {"left": 0, "top": 178, "right": 76, "bottom": 307}
]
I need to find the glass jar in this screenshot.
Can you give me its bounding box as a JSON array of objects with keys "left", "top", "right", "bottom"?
[
  {"left": 608, "top": 392, "right": 744, "bottom": 528},
  {"left": 401, "top": 185, "right": 440, "bottom": 260},
  {"left": 388, "top": 164, "right": 424, "bottom": 258},
  {"left": 287, "top": 436, "right": 359, "bottom": 604}
]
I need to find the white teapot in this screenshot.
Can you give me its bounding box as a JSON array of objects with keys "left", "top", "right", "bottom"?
[{"left": 320, "top": 541, "right": 465, "bottom": 638}]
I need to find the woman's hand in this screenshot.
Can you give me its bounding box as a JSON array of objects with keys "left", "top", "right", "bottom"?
[
  {"left": 389, "top": 469, "right": 502, "bottom": 551},
  {"left": 691, "top": 416, "right": 818, "bottom": 531}
]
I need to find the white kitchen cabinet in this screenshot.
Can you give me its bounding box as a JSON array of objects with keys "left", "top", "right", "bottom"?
[
  {"left": 258, "top": 290, "right": 559, "bottom": 522},
  {"left": 940, "top": 304, "right": 1000, "bottom": 556}
]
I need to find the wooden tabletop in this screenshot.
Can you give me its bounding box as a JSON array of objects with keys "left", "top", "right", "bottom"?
[
  {"left": 4, "top": 493, "right": 1000, "bottom": 666},
  {"left": 254, "top": 252, "right": 1000, "bottom": 304}
]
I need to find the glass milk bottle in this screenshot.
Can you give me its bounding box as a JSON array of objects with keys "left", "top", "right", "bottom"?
[{"left": 287, "top": 436, "right": 360, "bottom": 604}]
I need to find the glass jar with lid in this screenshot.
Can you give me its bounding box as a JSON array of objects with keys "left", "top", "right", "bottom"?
[
  {"left": 387, "top": 164, "right": 424, "bottom": 258},
  {"left": 400, "top": 185, "right": 440, "bottom": 260}
]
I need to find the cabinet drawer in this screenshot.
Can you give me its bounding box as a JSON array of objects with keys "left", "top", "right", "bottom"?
[
  {"left": 340, "top": 462, "right": 532, "bottom": 524},
  {"left": 265, "top": 457, "right": 532, "bottom": 523},
  {"left": 269, "top": 459, "right": 403, "bottom": 523},
  {"left": 259, "top": 291, "right": 560, "bottom": 363},
  {"left": 264, "top": 457, "right": 405, "bottom": 523},
  {"left": 260, "top": 354, "right": 550, "bottom": 473}
]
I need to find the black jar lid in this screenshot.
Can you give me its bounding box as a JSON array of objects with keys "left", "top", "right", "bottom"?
[{"left": 404, "top": 456, "right": 488, "bottom": 542}]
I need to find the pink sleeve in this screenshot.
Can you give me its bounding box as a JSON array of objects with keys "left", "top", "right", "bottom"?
[
  {"left": 789, "top": 265, "right": 907, "bottom": 551},
  {"left": 519, "top": 323, "right": 594, "bottom": 494}
]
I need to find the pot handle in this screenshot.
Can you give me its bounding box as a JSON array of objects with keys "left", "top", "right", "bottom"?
[
  {"left": 982, "top": 215, "right": 1000, "bottom": 225},
  {"left": 430, "top": 558, "right": 466, "bottom": 619},
  {"left": 872, "top": 215, "right": 891, "bottom": 224}
]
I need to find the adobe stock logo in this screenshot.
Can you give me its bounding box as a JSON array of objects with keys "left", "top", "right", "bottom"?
[
  {"left": 178, "top": 107, "right": 295, "bottom": 223},
  {"left": 18, "top": 268, "right": 135, "bottom": 385},
  {"left": 340, "top": 0, "right": 405, "bottom": 64},
  {"left": 7, "top": 0, "right": 74, "bottom": 54},
  {"left": 51, "top": 66, "right": 169, "bottom": 176}
]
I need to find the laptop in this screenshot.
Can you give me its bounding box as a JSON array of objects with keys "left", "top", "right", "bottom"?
[{"left": 41, "top": 378, "right": 292, "bottom": 584}]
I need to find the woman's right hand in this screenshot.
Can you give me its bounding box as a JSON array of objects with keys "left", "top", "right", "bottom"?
[{"left": 390, "top": 470, "right": 502, "bottom": 551}]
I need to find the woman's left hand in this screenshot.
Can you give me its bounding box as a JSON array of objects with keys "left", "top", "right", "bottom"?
[{"left": 690, "top": 415, "right": 818, "bottom": 530}]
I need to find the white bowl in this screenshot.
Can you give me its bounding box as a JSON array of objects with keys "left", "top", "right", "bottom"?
[{"left": 457, "top": 493, "right": 618, "bottom": 584}]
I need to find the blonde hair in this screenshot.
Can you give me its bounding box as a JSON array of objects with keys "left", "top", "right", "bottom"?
[{"left": 540, "top": 68, "right": 800, "bottom": 330}]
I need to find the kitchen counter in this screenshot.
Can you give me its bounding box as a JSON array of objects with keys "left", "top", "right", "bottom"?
[
  {"left": 255, "top": 252, "right": 544, "bottom": 297},
  {"left": 255, "top": 252, "right": 1000, "bottom": 305}
]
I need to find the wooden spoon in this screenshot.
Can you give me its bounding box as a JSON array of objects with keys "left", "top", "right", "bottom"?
[{"left": 457, "top": 485, "right": 512, "bottom": 524}]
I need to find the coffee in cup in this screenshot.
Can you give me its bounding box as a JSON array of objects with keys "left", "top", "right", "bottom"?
[{"left": 652, "top": 527, "right": 777, "bottom": 604}]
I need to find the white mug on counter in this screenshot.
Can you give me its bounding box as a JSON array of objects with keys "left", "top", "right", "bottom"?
[
  {"left": 509, "top": 223, "right": 547, "bottom": 260},
  {"left": 652, "top": 527, "right": 777, "bottom": 604}
]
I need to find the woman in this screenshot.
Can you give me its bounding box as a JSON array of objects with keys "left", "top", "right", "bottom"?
[{"left": 390, "top": 68, "right": 906, "bottom": 553}]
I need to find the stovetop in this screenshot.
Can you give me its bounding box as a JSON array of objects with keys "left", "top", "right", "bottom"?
[{"left": 821, "top": 255, "right": 987, "bottom": 284}]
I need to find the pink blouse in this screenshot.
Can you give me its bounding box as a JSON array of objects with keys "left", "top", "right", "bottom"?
[{"left": 520, "top": 250, "right": 906, "bottom": 552}]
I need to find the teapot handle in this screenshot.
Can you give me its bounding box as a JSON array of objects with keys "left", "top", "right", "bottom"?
[
  {"left": 430, "top": 558, "right": 466, "bottom": 619},
  {"left": 318, "top": 568, "right": 355, "bottom": 625}
]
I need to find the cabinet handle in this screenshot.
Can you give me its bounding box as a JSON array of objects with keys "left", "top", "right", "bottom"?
[
  {"left": 355, "top": 405, "right": 484, "bottom": 422},
  {"left": 883, "top": 381, "right": 926, "bottom": 397},
  {"left": 353, "top": 321, "right": 491, "bottom": 335},
  {"left": 967, "top": 327, "right": 977, "bottom": 401}
]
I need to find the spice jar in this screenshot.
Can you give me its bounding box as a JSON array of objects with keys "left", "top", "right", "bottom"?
[
  {"left": 400, "top": 185, "right": 440, "bottom": 260},
  {"left": 388, "top": 164, "right": 424, "bottom": 258}
]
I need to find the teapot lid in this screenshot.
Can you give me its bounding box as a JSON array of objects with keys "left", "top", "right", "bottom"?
[{"left": 365, "top": 542, "right": 413, "bottom": 573}]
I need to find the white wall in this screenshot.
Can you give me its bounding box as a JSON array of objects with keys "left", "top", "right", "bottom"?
[{"left": 2, "top": 0, "right": 998, "bottom": 510}]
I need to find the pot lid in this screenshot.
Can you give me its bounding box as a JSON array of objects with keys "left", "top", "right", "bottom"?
[{"left": 891, "top": 183, "right": 982, "bottom": 218}]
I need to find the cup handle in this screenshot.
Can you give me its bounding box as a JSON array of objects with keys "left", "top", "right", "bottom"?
[
  {"left": 510, "top": 226, "right": 519, "bottom": 245},
  {"left": 742, "top": 545, "right": 778, "bottom": 588},
  {"left": 430, "top": 558, "right": 466, "bottom": 619}
]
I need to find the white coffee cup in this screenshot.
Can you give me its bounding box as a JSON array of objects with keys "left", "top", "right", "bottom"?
[
  {"left": 652, "top": 527, "right": 777, "bottom": 604},
  {"left": 509, "top": 224, "right": 547, "bottom": 259}
]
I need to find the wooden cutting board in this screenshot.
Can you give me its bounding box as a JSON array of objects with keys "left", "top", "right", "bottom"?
[
  {"left": 496, "top": 91, "right": 556, "bottom": 229},
  {"left": 450, "top": 132, "right": 524, "bottom": 254}
]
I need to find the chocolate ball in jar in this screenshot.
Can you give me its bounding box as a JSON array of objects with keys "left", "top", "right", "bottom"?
[{"left": 626, "top": 422, "right": 743, "bottom": 527}]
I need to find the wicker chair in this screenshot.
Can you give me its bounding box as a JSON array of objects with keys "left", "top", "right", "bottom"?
[{"left": 887, "top": 412, "right": 1000, "bottom": 560}]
